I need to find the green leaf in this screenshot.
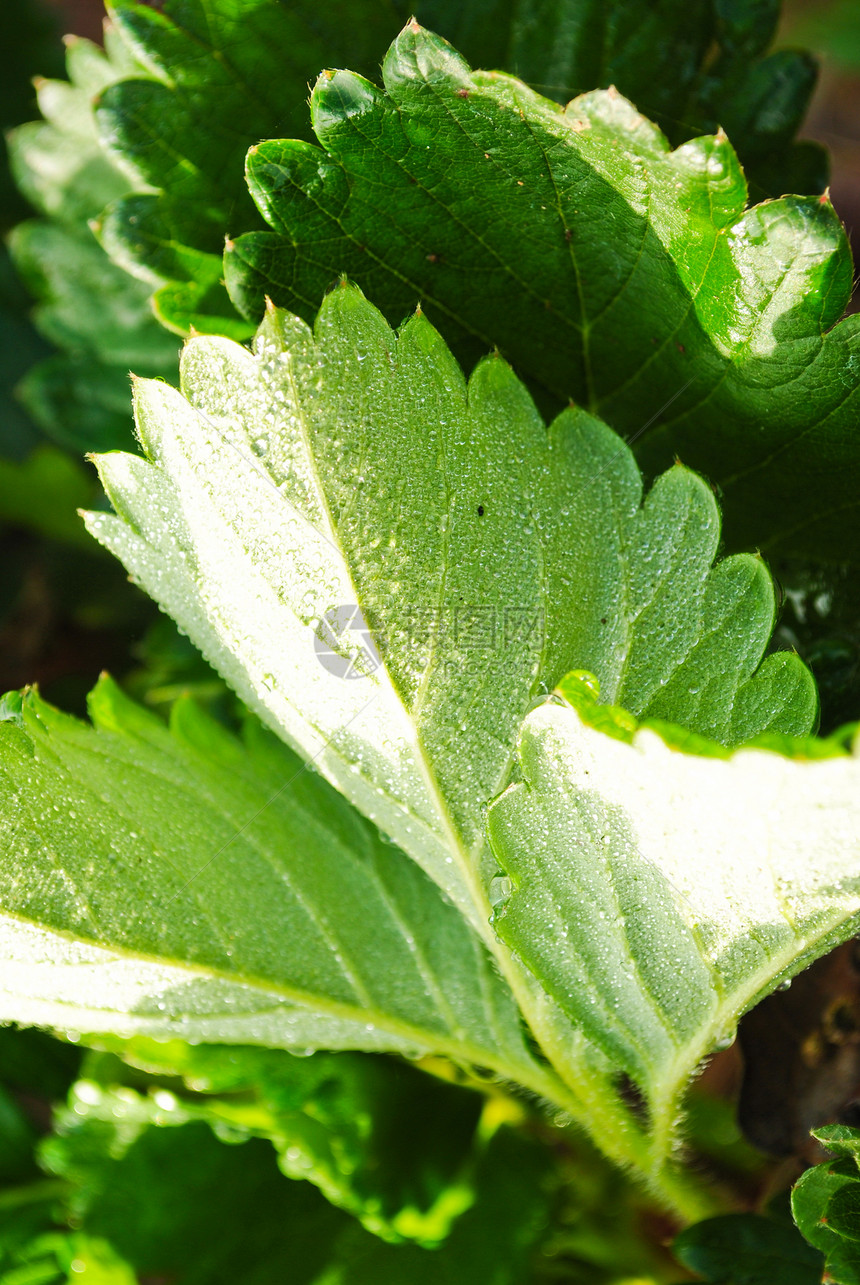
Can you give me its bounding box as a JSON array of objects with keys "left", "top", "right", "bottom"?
[
  {"left": 673, "top": 1212, "right": 823, "bottom": 1284},
  {"left": 8, "top": 44, "right": 131, "bottom": 225},
  {"left": 791, "top": 1126, "right": 860, "bottom": 1285},
  {"left": 0, "top": 2, "right": 62, "bottom": 459},
  {"left": 6, "top": 30, "right": 178, "bottom": 453},
  {"left": 812, "top": 1124, "right": 860, "bottom": 1162},
  {"left": 84, "top": 286, "right": 813, "bottom": 919},
  {"left": 95, "top": 0, "right": 825, "bottom": 330},
  {"left": 556, "top": 667, "right": 848, "bottom": 761},
  {"left": 94, "top": 0, "right": 423, "bottom": 337},
  {"left": 793, "top": 1159, "right": 860, "bottom": 1284},
  {"left": 224, "top": 24, "right": 856, "bottom": 560},
  {"left": 486, "top": 696, "right": 860, "bottom": 1161},
  {"left": 83, "top": 1037, "right": 487, "bottom": 1245},
  {"left": 0, "top": 1209, "right": 134, "bottom": 1285},
  {"left": 80, "top": 287, "right": 830, "bottom": 1200},
  {"left": 42, "top": 1083, "right": 551, "bottom": 1284},
  {"left": 16, "top": 355, "right": 149, "bottom": 456},
  {"left": 0, "top": 676, "right": 534, "bottom": 1087},
  {"left": 31, "top": 0, "right": 815, "bottom": 350},
  {"left": 488, "top": 0, "right": 825, "bottom": 200},
  {"left": 9, "top": 222, "right": 177, "bottom": 375},
  {"left": 9, "top": 0, "right": 825, "bottom": 464},
  {"left": 42, "top": 1101, "right": 342, "bottom": 1284},
  {"left": 326, "top": 1124, "right": 553, "bottom": 1284}
]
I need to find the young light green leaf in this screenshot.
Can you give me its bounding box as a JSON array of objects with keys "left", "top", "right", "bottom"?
[
  {"left": 0, "top": 677, "right": 533, "bottom": 1084},
  {"left": 78, "top": 286, "right": 822, "bottom": 1202},
  {"left": 80, "top": 283, "right": 820, "bottom": 1157},
  {"left": 225, "top": 23, "right": 857, "bottom": 560},
  {"left": 486, "top": 699, "right": 860, "bottom": 1157},
  {"left": 84, "top": 285, "right": 813, "bottom": 933}
]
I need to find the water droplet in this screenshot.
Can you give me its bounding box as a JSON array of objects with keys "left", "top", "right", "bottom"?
[{"left": 489, "top": 874, "right": 512, "bottom": 908}]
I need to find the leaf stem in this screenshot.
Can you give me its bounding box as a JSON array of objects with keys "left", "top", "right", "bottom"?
[{"left": 509, "top": 1050, "right": 721, "bottom": 1223}]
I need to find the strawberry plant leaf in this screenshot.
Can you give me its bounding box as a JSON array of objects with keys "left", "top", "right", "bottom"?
[
  {"left": 224, "top": 24, "right": 858, "bottom": 560},
  {"left": 94, "top": 0, "right": 415, "bottom": 336},
  {"left": 85, "top": 1037, "right": 486, "bottom": 1245},
  {"left": 6, "top": 31, "right": 178, "bottom": 452},
  {"left": 97, "top": 0, "right": 825, "bottom": 335},
  {"left": 486, "top": 697, "right": 860, "bottom": 1160},
  {"left": 43, "top": 1103, "right": 350, "bottom": 1283},
  {"left": 791, "top": 1126, "right": 860, "bottom": 1285},
  {"left": 0, "top": 677, "right": 534, "bottom": 1083},
  {"left": 0, "top": 0, "right": 64, "bottom": 229},
  {"left": 673, "top": 1212, "right": 824, "bottom": 1284},
  {"left": 42, "top": 1084, "right": 551, "bottom": 1284},
  {"left": 0, "top": 0, "right": 64, "bottom": 462},
  {"left": 489, "top": 0, "right": 826, "bottom": 200},
  {"left": 0, "top": 1216, "right": 135, "bottom": 1285},
  {"left": 84, "top": 286, "right": 813, "bottom": 926},
  {"left": 8, "top": 0, "right": 826, "bottom": 458},
  {"left": 78, "top": 286, "right": 839, "bottom": 1199}
]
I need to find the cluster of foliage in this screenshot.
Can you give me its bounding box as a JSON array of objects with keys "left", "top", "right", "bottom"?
[{"left": 2, "top": 0, "right": 860, "bottom": 1279}]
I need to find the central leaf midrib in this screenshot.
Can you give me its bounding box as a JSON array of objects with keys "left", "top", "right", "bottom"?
[
  {"left": 273, "top": 326, "right": 604, "bottom": 1100},
  {"left": 280, "top": 335, "right": 496, "bottom": 940}
]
